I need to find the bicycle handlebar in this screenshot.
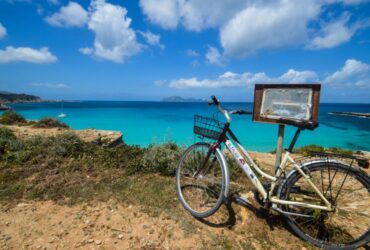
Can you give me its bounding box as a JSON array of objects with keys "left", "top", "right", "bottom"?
[{"left": 208, "top": 95, "right": 252, "bottom": 123}]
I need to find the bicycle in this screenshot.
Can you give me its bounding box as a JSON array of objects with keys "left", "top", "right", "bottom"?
[{"left": 176, "top": 95, "right": 370, "bottom": 249}]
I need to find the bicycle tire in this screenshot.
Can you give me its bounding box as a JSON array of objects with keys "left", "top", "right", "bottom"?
[
  {"left": 278, "top": 160, "right": 370, "bottom": 249},
  {"left": 176, "top": 142, "right": 229, "bottom": 218}
]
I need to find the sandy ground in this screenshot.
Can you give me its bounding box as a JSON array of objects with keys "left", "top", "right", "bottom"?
[
  {"left": 0, "top": 198, "right": 317, "bottom": 250},
  {"left": 0, "top": 201, "right": 209, "bottom": 250}
]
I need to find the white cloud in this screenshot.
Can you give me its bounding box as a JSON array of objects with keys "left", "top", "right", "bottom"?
[
  {"left": 165, "top": 59, "right": 369, "bottom": 89},
  {"left": 221, "top": 1, "right": 320, "bottom": 57},
  {"left": 45, "top": 2, "right": 88, "bottom": 28},
  {"left": 78, "top": 47, "right": 93, "bottom": 55},
  {"left": 167, "top": 68, "right": 317, "bottom": 89},
  {"left": 279, "top": 69, "right": 319, "bottom": 83},
  {"left": 139, "top": 30, "right": 164, "bottom": 49},
  {"left": 0, "top": 46, "right": 57, "bottom": 64},
  {"left": 307, "top": 14, "right": 368, "bottom": 49},
  {"left": 0, "top": 23, "right": 6, "bottom": 39},
  {"left": 139, "top": 0, "right": 180, "bottom": 29},
  {"left": 205, "top": 46, "right": 224, "bottom": 66},
  {"left": 140, "top": 1, "right": 370, "bottom": 57},
  {"left": 31, "top": 83, "right": 69, "bottom": 88},
  {"left": 324, "top": 59, "right": 370, "bottom": 88},
  {"left": 154, "top": 80, "right": 166, "bottom": 86},
  {"left": 186, "top": 49, "right": 199, "bottom": 57},
  {"left": 82, "top": 0, "right": 141, "bottom": 63},
  {"left": 139, "top": 0, "right": 247, "bottom": 31}
]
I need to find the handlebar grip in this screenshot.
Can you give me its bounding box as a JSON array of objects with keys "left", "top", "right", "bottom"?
[{"left": 211, "top": 95, "right": 220, "bottom": 106}]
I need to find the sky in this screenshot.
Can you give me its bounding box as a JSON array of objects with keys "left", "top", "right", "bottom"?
[{"left": 0, "top": 0, "right": 369, "bottom": 102}]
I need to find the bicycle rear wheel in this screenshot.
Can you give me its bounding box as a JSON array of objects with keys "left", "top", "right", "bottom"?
[
  {"left": 176, "top": 142, "right": 228, "bottom": 218},
  {"left": 279, "top": 161, "right": 370, "bottom": 249}
]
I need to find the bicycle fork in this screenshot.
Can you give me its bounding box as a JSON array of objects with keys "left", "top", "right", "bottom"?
[{"left": 192, "top": 142, "right": 220, "bottom": 178}]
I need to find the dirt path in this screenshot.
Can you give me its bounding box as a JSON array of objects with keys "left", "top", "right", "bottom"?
[
  {"left": 0, "top": 201, "right": 208, "bottom": 250},
  {"left": 0, "top": 198, "right": 317, "bottom": 250}
]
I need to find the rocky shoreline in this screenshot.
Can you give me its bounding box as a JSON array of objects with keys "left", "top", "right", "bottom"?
[{"left": 0, "top": 124, "right": 123, "bottom": 147}]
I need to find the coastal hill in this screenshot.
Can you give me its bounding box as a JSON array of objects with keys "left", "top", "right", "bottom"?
[
  {"left": 0, "top": 91, "right": 41, "bottom": 103},
  {"left": 162, "top": 96, "right": 205, "bottom": 102}
]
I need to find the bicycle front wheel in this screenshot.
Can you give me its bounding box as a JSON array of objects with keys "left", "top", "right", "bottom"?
[
  {"left": 176, "top": 142, "right": 227, "bottom": 218},
  {"left": 279, "top": 161, "right": 370, "bottom": 249}
]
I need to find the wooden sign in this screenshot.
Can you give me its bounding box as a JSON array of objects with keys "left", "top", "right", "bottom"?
[{"left": 253, "top": 84, "right": 321, "bottom": 127}]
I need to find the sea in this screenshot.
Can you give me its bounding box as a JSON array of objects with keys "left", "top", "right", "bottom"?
[{"left": 2, "top": 101, "right": 370, "bottom": 152}]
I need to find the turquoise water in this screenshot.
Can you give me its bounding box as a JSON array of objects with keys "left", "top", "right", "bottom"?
[{"left": 3, "top": 101, "right": 370, "bottom": 152}]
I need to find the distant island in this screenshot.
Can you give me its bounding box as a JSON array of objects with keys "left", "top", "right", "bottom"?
[
  {"left": 162, "top": 96, "right": 205, "bottom": 102},
  {"left": 0, "top": 91, "right": 41, "bottom": 104}
]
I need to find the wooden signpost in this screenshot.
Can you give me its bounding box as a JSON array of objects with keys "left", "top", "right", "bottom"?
[{"left": 252, "top": 84, "right": 321, "bottom": 169}]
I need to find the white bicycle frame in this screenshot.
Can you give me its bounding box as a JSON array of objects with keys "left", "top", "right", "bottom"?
[{"left": 224, "top": 139, "right": 334, "bottom": 212}]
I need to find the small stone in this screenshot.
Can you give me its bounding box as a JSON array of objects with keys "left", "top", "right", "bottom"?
[
  {"left": 142, "top": 224, "right": 150, "bottom": 229},
  {"left": 95, "top": 240, "right": 102, "bottom": 245},
  {"left": 17, "top": 203, "right": 30, "bottom": 207},
  {"left": 87, "top": 239, "right": 94, "bottom": 243},
  {"left": 118, "top": 234, "right": 124, "bottom": 239},
  {"left": 4, "top": 235, "right": 12, "bottom": 241},
  {"left": 149, "top": 229, "right": 155, "bottom": 235}
]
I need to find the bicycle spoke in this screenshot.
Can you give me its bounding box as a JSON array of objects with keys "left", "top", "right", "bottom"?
[
  {"left": 177, "top": 143, "right": 225, "bottom": 217},
  {"left": 282, "top": 162, "right": 370, "bottom": 247}
]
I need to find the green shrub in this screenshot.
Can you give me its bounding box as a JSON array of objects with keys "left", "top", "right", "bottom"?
[
  {"left": 296, "top": 144, "right": 353, "bottom": 156},
  {"left": 48, "top": 133, "right": 84, "bottom": 157},
  {"left": 296, "top": 144, "right": 324, "bottom": 156},
  {"left": 0, "top": 127, "right": 16, "bottom": 140},
  {"left": 0, "top": 111, "right": 27, "bottom": 125},
  {"left": 0, "top": 127, "right": 17, "bottom": 155},
  {"left": 141, "top": 142, "right": 183, "bottom": 176},
  {"left": 33, "top": 117, "right": 69, "bottom": 129},
  {"left": 327, "top": 147, "right": 353, "bottom": 155}
]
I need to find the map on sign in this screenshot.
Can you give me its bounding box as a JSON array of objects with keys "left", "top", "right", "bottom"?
[{"left": 260, "top": 88, "right": 313, "bottom": 121}]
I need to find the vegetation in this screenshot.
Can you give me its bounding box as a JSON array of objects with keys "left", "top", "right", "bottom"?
[
  {"left": 0, "top": 128, "right": 185, "bottom": 203},
  {"left": 0, "top": 111, "right": 27, "bottom": 125},
  {"left": 141, "top": 142, "right": 183, "bottom": 176},
  {"left": 0, "top": 112, "right": 69, "bottom": 129},
  {"left": 33, "top": 117, "right": 69, "bottom": 129},
  {"left": 296, "top": 144, "right": 353, "bottom": 156}
]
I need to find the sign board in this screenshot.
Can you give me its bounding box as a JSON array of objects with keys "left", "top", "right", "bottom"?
[{"left": 253, "top": 84, "right": 321, "bottom": 127}]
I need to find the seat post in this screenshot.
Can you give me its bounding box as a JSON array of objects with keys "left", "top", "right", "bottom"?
[{"left": 274, "top": 124, "right": 285, "bottom": 173}]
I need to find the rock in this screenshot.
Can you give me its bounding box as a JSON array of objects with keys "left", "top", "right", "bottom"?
[
  {"left": 87, "top": 239, "right": 94, "bottom": 244},
  {"left": 143, "top": 224, "right": 150, "bottom": 229},
  {"left": 149, "top": 229, "right": 155, "bottom": 235},
  {"left": 118, "top": 234, "right": 124, "bottom": 239},
  {"left": 17, "top": 203, "right": 31, "bottom": 207},
  {"left": 95, "top": 240, "right": 102, "bottom": 245},
  {"left": 4, "top": 235, "right": 11, "bottom": 241}
]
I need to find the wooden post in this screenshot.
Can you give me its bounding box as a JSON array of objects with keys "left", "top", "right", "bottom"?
[{"left": 275, "top": 124, "right": 285, "bottom": 173}]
